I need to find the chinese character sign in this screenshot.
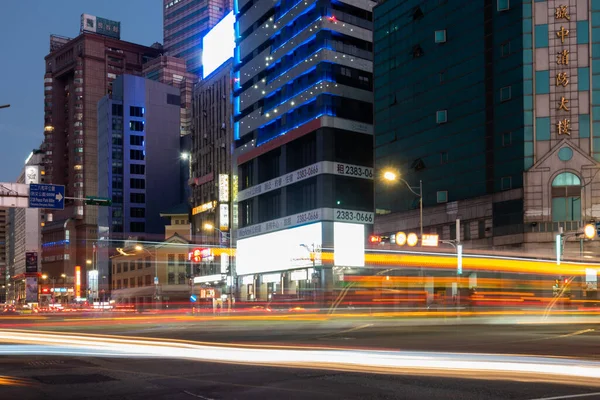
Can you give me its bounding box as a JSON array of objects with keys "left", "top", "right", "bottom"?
[{"left": 554, "top": 5, "right": 571, "bottom": 137}]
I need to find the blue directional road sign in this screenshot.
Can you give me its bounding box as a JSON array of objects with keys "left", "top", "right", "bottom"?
[
  {"left": 29, "top": 184, "right": 65, "bottom": 210},
  {"left": 190, "top": 295, "right": 197, "bottom": 302}
]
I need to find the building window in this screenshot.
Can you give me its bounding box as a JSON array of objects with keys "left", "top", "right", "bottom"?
[
  {"left": 145, "top": 256, "right": 151, "bottom": 269},
  {"left": 498, "top": 0, "right": 509, "bottom": 11},
  {"left": 478, "top": 220, "right": 485, "bottom": 238},
  {"left": 502, "top": 132, "right": 512, "bottom": 147},
  {"left": 501, "top": 176, "right": 512, "bottom": 190},
  {"left": 112, "top": 104, "right": 123, "bottom": 116},
  {"left": 130, "top": 106, "right": 144, "bottom": 117},
  {"left": 130, "top": 178, "right": 146, "bottom": 189},
  {"left": 130, "top": 164, "right": 145, "bottom": 175},
  {"left": 434, "top": 30, "right": 446, "bottom": 43},
  {"left": 500, "top": 86, "right": 511, "bottom": 102},
  {"left": 130, "top": 221, "right": 145, "bottom": 232},
  {"left": 130, "top": 149, "right": 145, "bottom": 160},
  {"left": 437, "top": 191, "right": 448, "bottom": 203},
  {"left": 412, "top": 44, "right": 424, "bottom": 58},
  {"left": 440, "top": 151, "right": 449, "bottom": 164},
  {"left": 167, "top": 94, "right": 181, "bottom": 106},
  {"left": 131, "top": 193, "right": 146, "bottom": 203},
  {"left": 129, "top": 121, "right": 144, "bottom": 131},
  {"left": 436, "top": 110, "right": 447, "bottom": 124},
  {"left": 552, "top": 172, "right": 581, "bottom": 222},
  {"left": 130, "top": 207, "right": 145, "bottom": 218},
  {"left": 130, "top": 135, "right": 144, "bottom": 146},
  {"left": 463, "top": 222, "right": 471, "bottom": 240}
]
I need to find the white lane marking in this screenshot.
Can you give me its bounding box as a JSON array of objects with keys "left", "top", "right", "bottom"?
[
  {"left": 317, "top": 323, "right": 373, "bottom": 339},
  {"left": 558, "top": 329, "right": 595, "bottom": 338},
  {"left": 528, "top": 392, "right": 600, "bottom": 400},
  {"left": 183, "top": 390, "right": 215, "bottom": 400}
]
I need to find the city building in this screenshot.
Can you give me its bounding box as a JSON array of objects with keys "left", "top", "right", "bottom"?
[
  {"left": 163, "top": 0, "right": 233, "bottom": 76},
  {"left": 96, "top": 74, "right": 184, "bottom": 298},
  {"left": 5, "top": 150, "right": 46, "bottom": 304},
  {"left": 109, "top": 234, "right": 193, "bottom": 307},
  {"left": 232, "top": 0, "right": 377, "bottom": 301},
  {"left": 144, "top": 54, "right": 198, "bottom": 137},
  {"left": 373, "top": 0, "right": 600, "bottom": 259},
  {"left": 190, "top": 57, "right": 234, "bottom": 245},
  {"left": 41, "top": 16, "right": 161, "bottom": 302},
  {"left": 0, "top": 207, "right": 7, "bottom": 304}
]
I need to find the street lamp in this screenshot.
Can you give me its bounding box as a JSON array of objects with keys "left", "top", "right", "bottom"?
[
  {"left": 203, "top": 223, "right": 230, "bottom": 245},
  {"left": 181, "top": 152, "right": 189, "bottom": 160},
  {"left": 383, "top": 170, "right": 423, "bottom": 240},
  {"left": 0, "top": 104, "right": 10, "bottom": 110}
]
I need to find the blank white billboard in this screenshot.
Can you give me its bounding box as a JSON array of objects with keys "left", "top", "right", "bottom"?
[
  {"left": 236, "top": 223, "right": 322, "bottom": 275},
  {"left": 202, "top": 12, "right": 235, "bottom": 78},
  {"left": 334, "top": 222, "right": 365, "bottom": 267}
]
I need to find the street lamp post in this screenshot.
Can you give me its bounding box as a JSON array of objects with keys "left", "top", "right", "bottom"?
[
  {"left": 383, "top": 171, "right": 423, "bottom": 241},
  {"left": 0, "top": 104, "right": 10, "bottom": 110}
]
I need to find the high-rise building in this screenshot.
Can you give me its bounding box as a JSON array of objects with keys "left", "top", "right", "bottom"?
[
  {"left": 190, "top": 58, "right": 234, "bottom": 245},
  {"left": 41, "top": 16, "right": 160, "bottom": 298},
  {"left": 5, "top": 150, "right": 46, "bottom": 304},
  {"left": 144, "top": 55, "right": 198, "bottom": 137},
  {"left": 163, "top": 0, "right": 233, "bottom": 76},
  {"left": 232, "top": 0, "right": 377, "bottom": 301},
  {"left": 373, "top": 1, "right": 600, "bottom": 257},
  {"left": 0, "top": 207, "right": 7, "bottom": 304},
  {"left": 96, "top": 75, "right": 184, "bottom": 296}
]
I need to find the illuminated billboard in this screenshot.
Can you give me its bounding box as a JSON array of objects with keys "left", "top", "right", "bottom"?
[
  {"left": 333, "top": 222, "right": 365, "bottom": 267},
  {"left": 237, "top": 223, "right": 322, "bottom": 275},
  {"left": 202, "top": 12, "right": 235, "bottom": 79}
]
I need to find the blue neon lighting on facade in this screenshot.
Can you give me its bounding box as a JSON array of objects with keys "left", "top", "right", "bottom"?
[
  {"left": 257, "top": 110, "right": 332, "bottom": 146},
  {"left": 271, "top": 11, "right": 320, "bottom": 53},
  {"left": 234, "top": 121, "right": 240, "bottom": 140},
  {"left": 42, "top": 239, "right": 70, "bottom": 248},
  {"left": 263, "top": 77, "right": 334, "bottom": 114},
  {"left": 267, "top": 45, "right": 332, "bottom": 84}
]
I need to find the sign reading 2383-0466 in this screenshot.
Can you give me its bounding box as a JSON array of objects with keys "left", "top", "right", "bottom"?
[{"left": 334, "top": 209, "right": 374, "bottom": 224}]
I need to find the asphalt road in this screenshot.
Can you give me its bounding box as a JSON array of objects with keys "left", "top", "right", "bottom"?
[
  {"left": 1, "top": 355, "right": 600, "bottom": 400},
  {"left": 1, "top": 314, "right": 599, "bottom": 399}
]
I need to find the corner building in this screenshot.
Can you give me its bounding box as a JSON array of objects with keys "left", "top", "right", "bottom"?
[
  {"left": 232, "top": 0, "right": 377, "bottom": 302},
  {"left": 373, "top": 0, "right": 600, "bottom": 258}
]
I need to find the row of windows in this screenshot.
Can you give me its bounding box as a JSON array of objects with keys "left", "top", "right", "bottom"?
[
  {"left": 114, "top": 258, "right": 151, "bottom": 273},
  {"left": 130, "top": 164, "right": 145, "bottom": 175}
]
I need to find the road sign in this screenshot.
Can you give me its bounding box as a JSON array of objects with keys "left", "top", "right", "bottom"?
[
  {"left": 29, "top": 184, "right": 65, "bottom": 210},
  {"left": 457, "top": 244, "right": 463, "bottom": 275},
  {"left": 190, "top": 295, "right": 197, "bottom": 302},
  {"left": 595, "top": 222, "right": 600, "bottom": 237}
]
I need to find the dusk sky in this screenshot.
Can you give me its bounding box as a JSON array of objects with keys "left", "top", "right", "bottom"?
[{"left": 0, "top": 0, "right": 163, "bottom": 182}]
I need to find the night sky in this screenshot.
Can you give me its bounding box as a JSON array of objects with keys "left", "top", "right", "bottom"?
[{"left": 0, "top": 0, "right": 162, "bottom": 181}]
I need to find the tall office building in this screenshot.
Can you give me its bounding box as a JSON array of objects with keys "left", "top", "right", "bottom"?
[
  {"left": 163, "top": 0, "right": 233, "bottom": 76},
  {"left": 96, "top": 75, "right": 183, "bottom": 296},
  {"left": 373, "top": 1, "right": 600, "bottom": 256},
  {"left": 232, "top": 0, "right": 377, "bottom": 301},
  {"left": 41, "top": 15, "right": 160, "bottom": 298}
]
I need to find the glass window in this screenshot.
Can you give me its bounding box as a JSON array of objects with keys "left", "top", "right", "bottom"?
[
  {"left": 434, "top": 30, "right": 446, "bottom": 43},
  {"left": 502, "top": 132, "right": 512, "bottom": 146},
  {"left": 437, "top": 191, "right": 448, "bottom": 203},
  {"left": 498, "top": 0, "right": 509, "bottom": 11},
  {"left": 436, "top": 110, "right": 447, "bottom": 124},
  {"left": 552, "top": 172, "right": 580, "bottom": 187},
  {"left": 501, "top": 41, "right": 510, "bottom": 57},
  {"left": 501, "top": 176, "right": 512, "bottom": 190},
  {"left": 534, "top": 25, "right": 549, "bottom": 48}
]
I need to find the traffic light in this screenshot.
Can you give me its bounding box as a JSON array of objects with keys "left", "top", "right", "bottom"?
[{"left": 85, "top": 196, "right": 112, "bottom": 206}]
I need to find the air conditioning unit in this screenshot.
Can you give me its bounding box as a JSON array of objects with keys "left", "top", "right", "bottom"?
[{"left": 221, "top": 143, "right": 226, "bottom": 148}]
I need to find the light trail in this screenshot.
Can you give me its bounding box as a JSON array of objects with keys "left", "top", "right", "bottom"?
[{"left": 0, "top": 329, "right": 599, "bottom": 387}]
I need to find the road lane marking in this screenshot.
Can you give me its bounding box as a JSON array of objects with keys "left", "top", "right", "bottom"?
[
  {"left": 183, "top": 391, "right": 215, "bottom": 400},
  {"left": 558, "top": 329, "right": 595, "bottom": 338},
  {"left": 317, "top": 323, "right": 373, "bottom": 339},
  {"left": 528, "top": 392, "right": 600, "bottom": 400}
]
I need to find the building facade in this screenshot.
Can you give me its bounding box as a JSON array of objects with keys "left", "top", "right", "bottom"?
[
  {"left": 41, "top": 26, "right": 160, "bottom": 300},
  {"left": 373, "top": 0, "right": 600, "bottom": 259},
  {"left": 144, "top": 55, "right": 198, "bottom": 137},
  {"left": 97, "top": 75, "right": 184, "bottom": 295},
  {"left": 7, "top": 151, "right": 46, "bottom": 304},
  {"left": 232, "top": 0, "right": 377, "bottom": 301},
  {"left": 163, "top": 0, "right": 233, "bottom": 76},
  {"left": 0, "top": 208, "right": 7, "bottom": 304},
  {"left": 190, "top": 58, "right": 234, "bottom": 245}
]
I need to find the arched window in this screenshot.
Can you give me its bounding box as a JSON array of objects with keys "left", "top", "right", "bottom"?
[{"left": 551, "top": 172, "right": 581, "bottom": 222}]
